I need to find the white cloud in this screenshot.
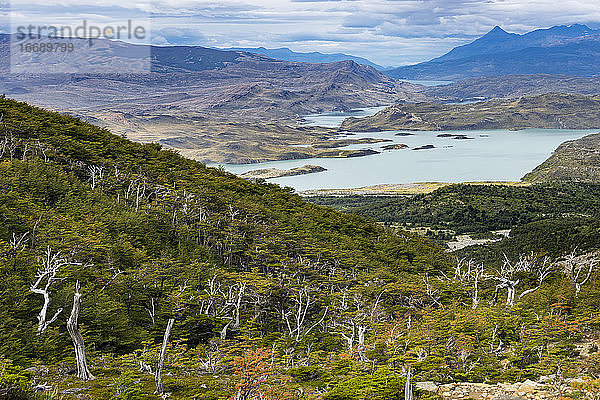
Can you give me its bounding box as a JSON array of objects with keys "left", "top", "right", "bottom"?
[{"left": 6, "top": 0, "right": 600, "bottom": 66}]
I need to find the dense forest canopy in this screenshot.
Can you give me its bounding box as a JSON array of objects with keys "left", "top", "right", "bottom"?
[{"left": 310, "top": 183, "right": 600, "bottom": 257}]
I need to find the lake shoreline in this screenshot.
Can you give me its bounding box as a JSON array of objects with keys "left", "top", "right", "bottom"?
[{"left": 300, "top": 181, "right": 529, "bottom": 196}]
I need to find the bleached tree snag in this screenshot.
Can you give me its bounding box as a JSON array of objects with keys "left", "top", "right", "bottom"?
[
  {"left": 487, "top": 253, "right": 553, "bottom": 307},
  {"left": 452, "top": 258, "right": 486, "bottom": 309},
  {"left": 9, "top": 231, "right": 29, "bottom": 250},
  {"left": 145, "top": 298, "right": 156, "bottom": 326},
  {"left": 334, "top": 319, "right": 356, "bottom": 357},
  {"left": 30, "top": 247, "right": 76, "bottom": 334},
  {"left": 0, "top": 133, "right": 7, "bottom": 159},
  {"left": 139, "top": 361, "right": 153, "bottom": 374},
  {"left": 562, "top": 250, "right": 598, "bottom": 297},
  {"left": 67, "top": 281, "right": 94, "bottom": 380},
  {"left": 405, "top": 366, "right": 413, "bottom": 400},
  {"left": 357, "top": 325, "right": 368, "bottom": 362},
  {"left": 423, "top": 274, "right": 442, "bottom": 306},
  {"left": 518, "top": 255, "right": 553, "bottom": 299},
  {"left": 86, "top": 165, "right": 104, "bottom": 190},
  {"left": 155, "top": 318, "right": 175, "bottom": 396},
  {"left": 233, "top": 282, "right": 246, "bottom": 329},
  {"left": 281, "top": 283, "right": 328, "bottom": 342},
  {"left": 220, "top": 319, "right": 232, "bottom": 340},
  {"left": 282, "top": 285, "right": 313, "bottom": 341}
]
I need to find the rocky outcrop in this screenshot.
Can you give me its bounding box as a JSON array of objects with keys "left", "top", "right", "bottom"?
[{"left": 417, "top": 380, "right": 558, "bottom": 400}]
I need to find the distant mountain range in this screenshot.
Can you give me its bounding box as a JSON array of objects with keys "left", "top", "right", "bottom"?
[
  {"left": 0, "top": 33, "right": 384, "bottom": 75},
  {"left": 0, "top": 33, "right": 425, "bottom": 164},
  {"left": 386, "top": 24, "right": 600, "bottom": 81},
  {"left": 222, "top": 46, "right": 383, "bottom": 70},
  {"left": 0, "top": 33, "right": 273, "bottom": 74}
]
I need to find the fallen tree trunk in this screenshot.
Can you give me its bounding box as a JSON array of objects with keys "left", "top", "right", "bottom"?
[{"left": 66, "top": 281, "right": 94, "bottom": 380}]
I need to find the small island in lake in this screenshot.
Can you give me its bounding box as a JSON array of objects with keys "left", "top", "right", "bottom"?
[
  {"left": 313, "top": 137, "right": 392, "bottom": 148},
  {"left": 395, "top": 132, "right": 415, "bottom": 136},
  {"left": 239, "top": 165, "right": 327, "bottom": 180},
  {"left": 381, "top": 143, "right": 409, "bottom": 150},
  {"left": 413, "top": 144, "right": 436, "bottom": 150},
  {"left": 437, "top": 133, "right": 474, "bottom": 140}
]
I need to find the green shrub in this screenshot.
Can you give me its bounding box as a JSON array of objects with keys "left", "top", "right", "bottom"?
[
  {"left": 288, "top": 365, "right": 328, "bottom": 386},
  {"left": 0, "top": 358, "right": 32, "bottom": 400},
  {"left": 111, "top": 372, "right": 145, "bottom": 400},
  {"left": 324, "top": 368, "right": 416, "bottom": 400}
]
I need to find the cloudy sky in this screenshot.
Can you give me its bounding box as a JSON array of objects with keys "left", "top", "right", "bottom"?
[{"left": 3, "top": 0, "right": 600, "bottom": 66}]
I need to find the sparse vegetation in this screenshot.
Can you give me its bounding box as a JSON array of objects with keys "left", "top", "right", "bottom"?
[{"left": 341, "top": 93, "right": 600, "bottom": 132}]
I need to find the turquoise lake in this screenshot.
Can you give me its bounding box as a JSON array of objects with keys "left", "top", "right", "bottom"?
[{"left": 220, "top": 107, "right": 597, "bottom": 192}]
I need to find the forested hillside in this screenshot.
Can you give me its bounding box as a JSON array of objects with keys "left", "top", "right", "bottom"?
[
  {"left": 2, "top": 98, "right": 600, "bottom": 399},
  {"left": 310, "top": 183, "right": 600, "bottom": 260}
]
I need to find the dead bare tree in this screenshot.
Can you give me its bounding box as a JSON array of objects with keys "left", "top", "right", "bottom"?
[
  {"left": 405, "top": 366, "right": 413, "bottom": 400},
  {"left": 34, "top": 140, "right": 50, "bottom": 162},
  {"left": 86, "top": 165, "right": 104, "bottom": 190},
  {"left": 30, "top": 216, "right": 41, "bottom": 249},
  {"left": 196, "top": 275, "right": 249, "bottom": 338},
  {"left": 145, "top": 298, "right": 157, "bottom": 326},
  {"left": 155, "top": 318, "right": 175, "bottom": 396},
  {"left": 0, "top": 129, "right": 20, "bottom": 160},
  {"left": 66, "top": 281, "right": 94, "bottom": 380},
  {"left": 452, "top": 258, "right": 486, "bottom": 309},
  {"left": 98, "top": 266, "right": 124, "bottom": 293},
  {"left": 219, "top": 281, "right": 246, "bottom": 333},
  {"left": 199, "top": 275, "right": 221, "bottom": 316},
  {"left": 561, "top": 250, "right": 597, "bottom": 297},
  {"left": 415, "top": 347, "right": 428, "bottom": 362},
  {"left": 423, "top": 274, "right": 442, "bottom": 306},
  {"left": 9, "top": 231, "right": 29, "bottom": 251},
  {"left": 198, "top": 340, "right": 224, "bottom": 373},
  {"left": 330, "top": 292, "right": 372, "bottom": 361},
  {"left": 30, "top": 247, "right": 79, "bottom": 334},
  {"left": 487, "top": 254, "right": 553, "bottom": 307},
  {"left": 124, "top": 178, "right": 148, "bottom": 211},
  {"left": 335, "top": 318, "right": 357, "bottom": 358},
  {"left": 357, "top": 324, "right": 368, "bottom": 362},
  {"left": 0, "top": 133, "right": 7, "bottom": 159},
  {"left": 135, "top": 180, "right": 147, "bottom": 212},
  {"left": 518, "top": 256, "right": 553, "bottom": 299},
  {"left": 282, "top": 284, "right": 328, "bottom": 342},
  {"left": 232, "top": 282, "right": 246, "bottom": 329},
  {"left": 21, "top": 142, "right": 30, "bottom": 160},
  {"left": 220, "top": 319, "right": 233, "bottom": 340}
]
